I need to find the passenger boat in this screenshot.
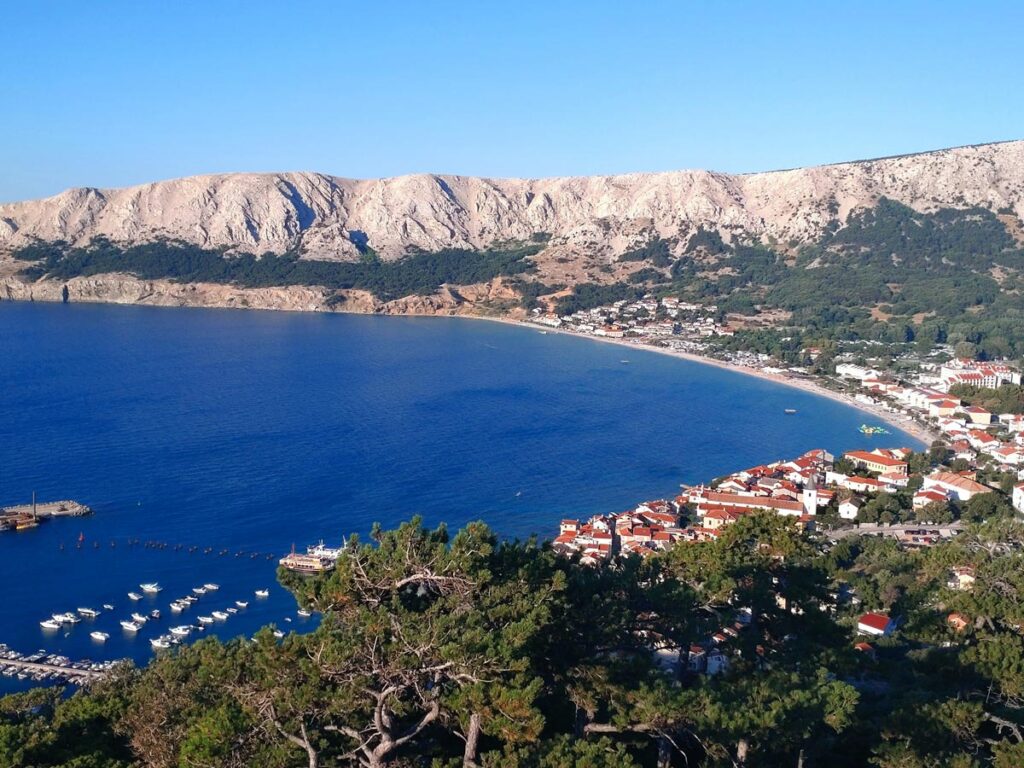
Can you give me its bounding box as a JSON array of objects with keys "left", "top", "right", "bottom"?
[
  {"left": 90, "top": 631, "right": 109, "bottom": 642},
  {"left": 127, "top": 592, "right": 142, "bottom": 601},
  {"left": 235, "top": 600, "right": 248, "bottom": 608},
  {"left": 203, "top": 583, "right": 219, "bottom": 591},
  {"left": 140, "top": 583, "right": 162, "bottom": 594},
  {"left": 131, "top": 612, "right": 148, "bottom": 623},
  {"left": 120, "top": 620, "right": 141, "bottom": 632},
  {"left": 39, "top": 619, "right": 60, "bottom": 630},
  {"left": 255, "top": 589, "right": 269, "bottom": 598},
  {"left": 211, "top": 611, "right": 229, "bottom": 620},
  {"left": 197, "top": 616, "right": 214, "bottom": 624},
  {"left": 77, "top": 607, "right": 100, "bottom": 617},
  {"left": 280, "top": 544, "right": 336, "bottom": 574}
]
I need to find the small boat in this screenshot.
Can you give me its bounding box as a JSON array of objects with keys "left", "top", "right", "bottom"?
[
  {"left": 211, "top": 611, "right": 229, "bottom": 621},
  {"left": 140, "top": 583, "right": 162, "bottom": 594},
  {"left": 120, "top": 620, "right": 141, "bottom": 632},
  {"left": 620, "top": 360, "right": 630, "bottom": 364},
  {"left": 131, "top": 613, "right": 148, "bottom": 623},
  {"left": 170, "top": 625, "right": 191, "bottom": 637},
  {"left": 197, "top": 616, "right": 214, "bottom": 624},
  {"left": 784, "top": 409, "right": 797, "bottom": 414},
  {"left": 226, "top": 607, "right": 238, "bottom": 614},
  {"left": 182, "top": 596, "right": 198, "bottom": 604},
  {"left": 297, "top": 609, "right": 312, "bottom": 617},
  {"left": 40, "top": 619, "right": 60, "bottom": 630},
  {"left": 56, "top": 612, "right": 80, "bottom": 624},
  {"left": 102, "top": 603, "right": 115, "bottom": 611},
  {"left": 203, "top": 583, "right": 219, "bottom": 591},
  {"left": 150, "top": 609, "right": 161, "bottom": 619},
  {"left": 77, "top": 607, "right": 100, "bottom": 617},
  {"left": 192, "top": 587, "right": 207, "bottom": 595},
  {"left": 255, "top": 589, "right": 269, "bottom": 598},
  {"left": 169, "top": 602, "right": 184, "bottom": 613},
  {"left": 272, "top": 630, "right": 285, "bottom": 639},
  {"left": 127, "top": 592, "right": 143, "bottom": 601},
  {"left": 150, "top": 638, "right": 170, "bottom": 649},
  {"left": 235, "top": 601, "right": 248, "bottom": 608},
  {"left": 90, "top": 631, "right": 109, "bottom": 642}
]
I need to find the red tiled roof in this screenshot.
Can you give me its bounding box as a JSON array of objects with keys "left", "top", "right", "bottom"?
[{"left": 858, "top": 612, "right": 891, "bottom": 632}]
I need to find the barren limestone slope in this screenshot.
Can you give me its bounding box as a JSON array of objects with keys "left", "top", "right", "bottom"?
[{"left": 2, "top": 141, "right": 1022, "bottom": 265}]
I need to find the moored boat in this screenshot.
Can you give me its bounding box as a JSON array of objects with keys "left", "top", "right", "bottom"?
[
  {"left": 140, "top": 583, "right": 162, "bottom": 593},
  {"left": 127, "top": 592, "right": 142, "bottom": 601},
  {"left": 211, "top": 611, "right": 229, "bottom": 620},
  {"left": 77, "top": 607, "right": 100, "bottom": 617},
  {"left": 90, "top": 631, "right": 109, "bottom": 642},
  {"left": 198, "top": 616, "right": 214, "bottom": 624},
  {"left": 131, "top": 612, "right": 148, "bottom": 623},
  {"left": 255, "top": 589, "right": 269, "bottom": 598},
  {"left": 203, "top": 583, "right": 219, "bottom": 591},
  {"left": 297, "top": 609, "right": 312, "bottom": 617},
  {"left": 40, "top": 619, "right": 60, "bottom": 630},
  {"left": 120, "top": 620, "right": 141, "bottom": 632},
  {"left": 170, "top": 625, "right": 191, "bottom": 637},
  {"left": 235, "top": 600, "right": 248, "bottom": 608}
]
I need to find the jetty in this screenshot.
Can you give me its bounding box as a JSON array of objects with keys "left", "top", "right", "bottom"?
[
  {"left": 0, "top": 645, "right": 118, "bottom": 686},
  {"left": 0, "top": 497, "right": 91, "bottom": 532}
]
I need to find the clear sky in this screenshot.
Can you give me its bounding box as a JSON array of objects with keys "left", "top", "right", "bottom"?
[{"left": 1, "top": 1, "right": 1021, "bottom": 202}]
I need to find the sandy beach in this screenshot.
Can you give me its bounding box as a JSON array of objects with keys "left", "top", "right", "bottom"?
[{"left": 473, "top": 314, "right": 939, "bottom": 448}]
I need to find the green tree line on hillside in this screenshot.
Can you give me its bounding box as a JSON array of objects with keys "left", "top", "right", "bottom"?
[
  {"left": 3, "top": 514, "right": 1024, "bottom": 767},
  {"left": 12, "top": 238, "right": 543, "bottom": 303}
]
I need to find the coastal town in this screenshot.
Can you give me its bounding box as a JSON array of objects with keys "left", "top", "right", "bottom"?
[{"left": 550, "top": 340, "right": 1024, "bottom": 678}]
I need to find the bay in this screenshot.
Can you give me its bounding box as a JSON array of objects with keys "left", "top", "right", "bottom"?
[{"left": 0, "top": 302, "right": 920, "bottom": 691}]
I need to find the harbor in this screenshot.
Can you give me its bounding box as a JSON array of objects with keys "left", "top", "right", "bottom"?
[
  {"left": 1, "top": 496, "right": 92, "bottom": 532},
  {"left": 0, "top": 644, "right": 117, "bottom": 685}
]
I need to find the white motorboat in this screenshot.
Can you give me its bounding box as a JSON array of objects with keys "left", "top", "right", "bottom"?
[
  {"left": 272, "top": 630, "right": 285, "bottom": 639},
  {"left": 192, "top": 587, "right": 207, "bottom": 595},
  {"left": 226, "top": 607, "right": 238, "bottom": 614},
  {"left": 90, "top": 631, "right": 109, "bottom": 642},
  {"left": 170, "top": 625, "right": 192, "bottom": 637},
  {"left": 127, "top": 592, "right": 143, "bottom": 601},
  {"left": 169, "top": 602, "right": 184, "bottom": 612},
  {"left": 255, "top": 589, "right": 269, "bottom": 598},
  {"left": 235, "top": 600, "right": 248, "bottom": 608},
  {"left": 40, "top": 619, "right": 60, "bottom": 630},
  {"left": 140, "top": 583, "right": 163, "bottom": 594},
  {"left": 130, "top": 613, "right": 148, "bottom": 624},
  {"left": 197, "top": 616, "right": 214, "bottom": 624},
  {"left": 150, "top": 609, "right": 161, "bottom": 619},
  {"left": 120, "top": 620, "right": 141, "bottom": 632},
  {"left": 102, "top": 603, "right": 115, "bottom": 611},
  {"left": 211, "top": 611, "right": 229, "bottom": 620},
  {"left": 77, "top": 607, "right": 100, "bottom": 618},
  {"left": 150, "top": 638, "right": 170, "bottom": 649},
  {"left": 297, "top": 609, "right": 312, "bottom": 617},
  {"left": 203, "top": 583, "right": 220, "bottom": 591}
]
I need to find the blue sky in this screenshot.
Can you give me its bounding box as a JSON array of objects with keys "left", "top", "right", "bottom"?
[{"left": 1, "top": 1, "right": 1021, "bottom": 201}]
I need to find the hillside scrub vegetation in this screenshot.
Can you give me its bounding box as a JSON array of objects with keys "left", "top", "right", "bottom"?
[{"left": 3, "top": 514, "right": 1024, "bottom": 767}]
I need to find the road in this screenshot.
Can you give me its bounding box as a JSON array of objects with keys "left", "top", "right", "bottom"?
[{"left": 828, "top": 521, "right": 963, "bottom": 540}]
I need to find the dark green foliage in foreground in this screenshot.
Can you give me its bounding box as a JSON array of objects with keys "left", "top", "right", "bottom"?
[
  {"left": 4, "top": 514, "right": 1024, "bottom": 766},
  {"left": 619, "top": 238, "right": 675, "bottom": 267},
  {"left": 13, "top": 237, "right": 543, "bottom": 303}
]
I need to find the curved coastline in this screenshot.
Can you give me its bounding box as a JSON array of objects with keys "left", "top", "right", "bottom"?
[{"left": 471, "top": 314, "right": 935, "bottom": 449}]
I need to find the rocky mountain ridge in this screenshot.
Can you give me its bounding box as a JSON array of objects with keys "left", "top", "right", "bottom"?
[{"left": 2, "top": 141, "right": 1023, "bottom": 266}]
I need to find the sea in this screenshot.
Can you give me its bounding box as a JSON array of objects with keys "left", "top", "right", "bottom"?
[{"left": 0, "top": 301, "right": 921, "bottom": 693}]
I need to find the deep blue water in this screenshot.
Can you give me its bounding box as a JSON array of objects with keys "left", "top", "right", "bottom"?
[{"left": 0, "top": 302, "right": 920, "bottom": 692}]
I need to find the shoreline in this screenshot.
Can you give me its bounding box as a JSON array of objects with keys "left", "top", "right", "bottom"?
[
  {"left": 469, "top": 314, "right": 938, "bottom": 448},
  {"left": 0, "top": 290, "right": 936, "bottom": 447}
]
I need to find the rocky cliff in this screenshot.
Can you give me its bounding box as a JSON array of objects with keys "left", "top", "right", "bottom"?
[{"left": 2, "top": 140, "right": 1022, "bottom": 314}]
